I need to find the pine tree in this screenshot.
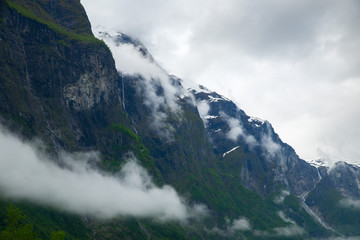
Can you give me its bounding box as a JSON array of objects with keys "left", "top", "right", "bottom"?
[
  {"left": 50, "top": 231, "right": 66, "bottom": 240},
  {"left": 0, "top": 205, "right": 41, "bottom": 240}
]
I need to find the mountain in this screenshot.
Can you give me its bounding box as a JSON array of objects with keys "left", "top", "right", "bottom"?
[{"left": 0, "top": 0, "right": 359, "bottom": 239}]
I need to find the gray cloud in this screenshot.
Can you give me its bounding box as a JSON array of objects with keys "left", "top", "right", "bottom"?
[
  {"left": 0, "top": 126, "right": 207, "bottom": 221},
  {"left": 190, "top": 0, "right": 329, "bottom": 59}
]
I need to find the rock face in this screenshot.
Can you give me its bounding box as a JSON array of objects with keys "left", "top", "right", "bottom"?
[
  {"left": 0, "top": 0, "right": 120, "bottom": 151},
  {"left": 63, "top": 70, "right": 115, "bottom": 111}
]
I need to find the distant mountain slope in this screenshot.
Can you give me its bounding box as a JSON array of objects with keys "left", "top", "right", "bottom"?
[
  {"left": 306, "top": 162, "right": 360, "bottom": 236},
  {"left": 182, "top": 80, "right": 320, "bottom": 197}
]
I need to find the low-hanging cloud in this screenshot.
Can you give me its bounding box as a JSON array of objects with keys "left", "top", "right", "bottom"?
[
  {"left": 196, "top": 100, "right": 211, "bottom": 126},
  {"left": 94, "top": 28, "right": 185, "bottom": 140},
  {"left": 206, "top": 216, "right": 251, "bottom": 236},
  {"left": 273, "top": 190, "right": 290, "bottom": 204},
  {"left": 275, "top": 211, "right": 305, "bottom": 236},
  {"left": 0, "top": 126, "right": 207, "bottom": 221},
  {"left": 272, "top": 224, "right": 305, "bottom": 237},
  {"left": 254, "top": 211, "right": 305, "bottom": 237},
  {"left": 260, "top": 124, "right": 281, "bottom": 157},
  {"left": 261, "top": 133, "right": 281, "bottom": 157},
  {"left": 221, "top": 113, "right": 258, "bottom": 148},
  {"left": 339, "top": 198, "right": 360, "bottom": 209},
  {"left": 226, "top": 117, "right": 244, "bottom": 141}
]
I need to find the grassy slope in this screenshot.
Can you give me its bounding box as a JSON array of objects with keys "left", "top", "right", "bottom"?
[{"left": 5, "top": 0, "right": 103, "bottom": 44}]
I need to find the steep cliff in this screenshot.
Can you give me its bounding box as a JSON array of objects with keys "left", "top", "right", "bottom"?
[{"left": 0, "top": 0, "right": 119, "bottom": 151}]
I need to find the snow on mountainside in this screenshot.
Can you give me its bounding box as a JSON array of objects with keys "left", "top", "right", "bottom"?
[
  {"left": 181, "top": 78, "right": 320, "bottom": 197},
  {"left": 306, "top": 159, "right": 360, "bottom": 169},
  {"left": 307, "top": 159, "right": 328, "bottom": 168},
  {"left": 222, "top": 146, "right": 240, "bottom": 157},
  {"left": 248, "top": 116, "right": 265, "bottom": 127}
]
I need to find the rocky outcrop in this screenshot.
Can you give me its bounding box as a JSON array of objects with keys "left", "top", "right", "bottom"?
[{"left": 63, "top": 69, "right": 116, "bottom": 111}]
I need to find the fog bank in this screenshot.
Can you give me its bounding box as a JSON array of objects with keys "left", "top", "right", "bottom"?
[{"left": 0, "top": 126, "right": 206, "bottom": 221}]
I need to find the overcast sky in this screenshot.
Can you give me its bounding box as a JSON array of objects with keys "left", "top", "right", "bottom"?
[{"left": 82, "top": 0, "right": 360, "bottom": 164}]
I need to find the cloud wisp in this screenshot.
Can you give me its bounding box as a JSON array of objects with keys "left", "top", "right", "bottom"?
[
  {"left": 254, "top": 211, "right": 305, "bottom": 237},
  {"left": 207, "top": 212, "right": 304, "bottom": 238},
  {"left": 206, "top": 217, "right": 251, "bottom": 236},
  {"left": 340, "top": 199, "right": 360, "bottom": 209},
  {"left": 273, "top": 190, "right": 290, "bottom": 204},
  {"left": 220, "top": 112, "right": 258, "bottom": 149},
  {"left": 196, "top": 100, "right": 211, "bottom": 126},
  {"left": 0, "top": 126, "right": 207, "bottom": 221},
  {"left": 260, "top": 123, "right": 281, "bottom": 157}
]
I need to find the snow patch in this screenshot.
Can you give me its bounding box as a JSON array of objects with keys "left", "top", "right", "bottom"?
[
  {"left": 223, "top": 146, "right": 240, "bottom": 158},
  {"left": 180, "top": 79, "right": 212, "bottom": 94},
  {"left": 208, "top": 95, "right": 231, "bottom": 103},
  {"left": 248, "top": 116, "right": 265, "bottom": 127},
  {"left": 204, "top": 115, "right": 218, "bottom": 119},
  {"left": 307, "top": 159, "right": 328, "bottom": 168}
]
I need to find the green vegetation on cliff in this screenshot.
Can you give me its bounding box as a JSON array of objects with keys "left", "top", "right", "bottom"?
[
  {"left": 0, "top": 204, "right": 67, "bottom": 240},
  {"left": 5, "top": 0, "right": 105, "bottom": 45}
]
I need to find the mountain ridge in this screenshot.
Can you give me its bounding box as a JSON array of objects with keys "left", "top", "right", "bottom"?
[{"left": 0, "top": 1, "right": 359, "bottom": 239}]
